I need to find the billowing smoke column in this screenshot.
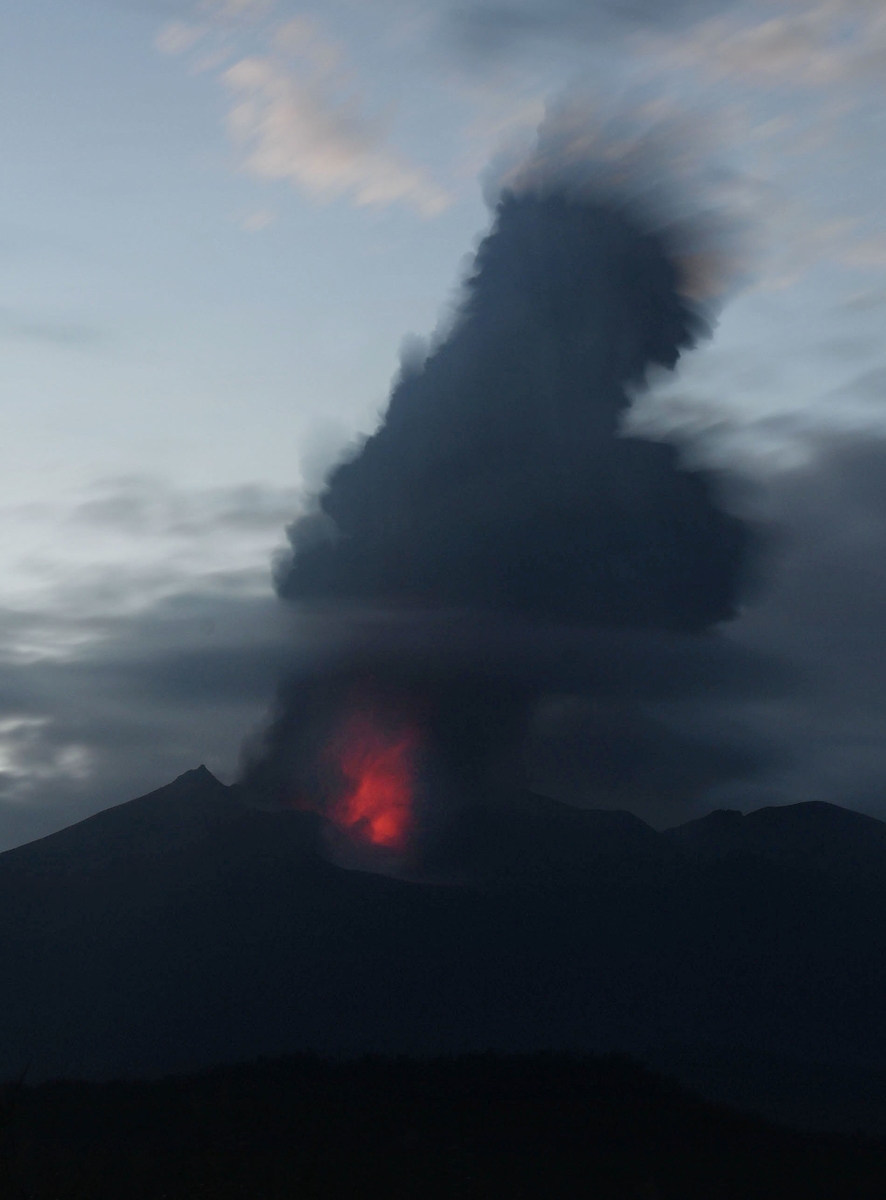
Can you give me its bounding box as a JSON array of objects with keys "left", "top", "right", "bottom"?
[
  {"left": 282, "top": 192, "right": 743, "bottom": 628},
  {"left": 240, "top": 152, "right": 757, "bottom": 859}
]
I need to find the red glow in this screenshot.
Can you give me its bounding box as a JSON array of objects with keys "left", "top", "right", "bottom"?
[{"left": 329, "top": 712, "right": 418, "bottom": 852}]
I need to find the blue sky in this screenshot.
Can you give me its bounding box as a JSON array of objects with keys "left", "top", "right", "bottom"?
[{"left": 3, "top": 0, "right": 886, "bottom": 846}]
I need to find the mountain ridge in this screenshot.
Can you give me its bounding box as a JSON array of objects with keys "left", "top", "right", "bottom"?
[
  {"left": 3, "top": 767, "right": 886, "bottom": 1110},
  {"left": 0, "top": 766, "right": 236, "bottom": 873},
  {"left": 6, "top": 768, "right": 885, "bottom": 885},
  {"left": 663, "top": 799, "right": 886, "bottom": 881}
]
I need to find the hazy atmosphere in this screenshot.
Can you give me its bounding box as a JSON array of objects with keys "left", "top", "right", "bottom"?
[{"left": 3, "top": 0, "right": 886, "bottom": 850}]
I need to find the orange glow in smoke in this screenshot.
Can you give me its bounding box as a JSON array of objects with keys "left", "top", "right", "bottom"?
[{"left": 329, "top": 713, "right": 418, "bottom": 851}]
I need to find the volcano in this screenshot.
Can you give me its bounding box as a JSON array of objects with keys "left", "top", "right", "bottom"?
[{"left": 3, "top": 767, "right": 886, "bottom": 1132}]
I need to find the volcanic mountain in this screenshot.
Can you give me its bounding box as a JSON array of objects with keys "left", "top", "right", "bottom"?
[{"left": 3, "top": 769, "right": 886, "bottom": 1132}]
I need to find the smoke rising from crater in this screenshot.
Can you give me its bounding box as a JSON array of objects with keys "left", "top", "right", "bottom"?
[{"left": 240, "top": 114, "right": 773, "bottom": 839}]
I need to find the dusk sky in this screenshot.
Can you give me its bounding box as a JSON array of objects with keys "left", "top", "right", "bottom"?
[{"left": 3, "top": 0, "right": 886, "bottom": 850}]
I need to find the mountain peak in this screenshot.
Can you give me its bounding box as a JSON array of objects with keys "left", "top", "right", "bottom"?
[
  {"left": 169, "top": 763, "right": 221, "bottom": 786},
  {"left": 665, "top": 799, "right": 886, "bottom": 880},
  {"left": 0, "top": 764, "right": 238, "bottom": 877}
]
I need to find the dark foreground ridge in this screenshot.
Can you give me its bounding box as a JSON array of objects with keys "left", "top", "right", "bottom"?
[
  {"left": 4, "top": 768, "right": 886, "bottom": 1135},
  {"left": 2, "top": 1053, "right": 885, "bottom": 1199}
]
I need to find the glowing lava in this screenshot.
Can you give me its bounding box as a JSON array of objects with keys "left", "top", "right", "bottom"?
[{"left": 329, "top": 712, "right": 418, "bottom": 852}]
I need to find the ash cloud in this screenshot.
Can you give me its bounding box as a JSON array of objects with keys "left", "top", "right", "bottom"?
[
  {"left": 242, "top": 117, "right": 777, "bottom": 833},
  {"left": 278, "top": 208, "right": 745, "bottom": 626}
]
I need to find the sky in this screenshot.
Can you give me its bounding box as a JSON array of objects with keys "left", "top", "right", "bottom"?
[{"left": 2, "top": 0, "right": 886, "bottom": 849}]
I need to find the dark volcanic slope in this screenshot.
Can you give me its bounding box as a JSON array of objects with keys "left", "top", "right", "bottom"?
[
  {"left": 3, "top": 770, "right": 886, "bottom": 1124},
  {"left": 0, "top": 768, "right": 248, "bottom": 938}
]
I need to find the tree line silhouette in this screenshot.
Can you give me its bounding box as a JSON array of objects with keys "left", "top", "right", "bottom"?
[{"left": 1, "top": 1053, "right": 884, "bottom": 1198}]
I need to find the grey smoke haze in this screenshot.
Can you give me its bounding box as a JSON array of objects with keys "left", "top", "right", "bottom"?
[
  {"left": 0, "top": 587, "right": 292, "bottom": 847},
  {"left": 0, "top": 477, "right": 300, "bottom": 852},
  {"left": 717, "top": 435, "right": 886, "bottom": 819},
  {"left": 436, "top": 0, "right": 739, "bottom": 59}
]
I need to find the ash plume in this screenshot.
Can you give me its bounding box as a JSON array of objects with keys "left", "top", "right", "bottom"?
[
  {"left": 240, "top": 116, "right": 772, "bottom": 844},
  {"left": 279, "top": 190, "right": 745, "bottom": 627}
]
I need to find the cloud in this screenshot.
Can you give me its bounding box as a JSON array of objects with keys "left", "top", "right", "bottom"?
[
  {"left": 241, "top": 206, "right": 276, "bottom": 231},
  {"left": 69, "top": 476, "right": 300, "bottom": 539},
  {"left": 0, "top": 307, "right": 103, "bottom": 347},
  {"left": 154, "top": 19, "right": 207, "bottom": 54},
  {"left": 0, "top": 582, "right": 295, "bottom": 852},
  {"left": 698, "top": 433, "right": 886, "bottom": 818},
  {"left": 840, "top": 235, "right": 886, "bottom": 270},
  {"left": 0, "top": 715, "right": 91, "bottom": 791},
  {"left": 429, "top": 0, "right": 886, "bottom": 84},
  {"left": 517, "top": 431, "right": 886, "bottom": 828},
  {"left": 222, "top": 41, "right": 450, "bottom": 215},
  {"left": 157, "top": 7, "right": 451, "bottom": 216},
  {"left": 0, "top": 476, "right": 300, "bottom": 620},
  {"left": 202, "top": 0, "right": 274, "bottom": 17},
  {"left": 0, "top": 472, "right": 309, "bottom": 850},
  {"left": 436, "top": 0, "right": 738, "bottom": 57},
  {"left": 644, "top": 0, "right": 886, "bottom": 89}
]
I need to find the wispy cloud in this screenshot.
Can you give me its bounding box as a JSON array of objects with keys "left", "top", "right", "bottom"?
[
  {"left": 642, "top": 0, "right": 886, "bottom": 87},
  {"left": 0, "top": 307, "right": 103, "bottom": 347},
  {"left": 201, "top": 0, "right": 274, "bottom": 17},
  {"left": 156, "top": 7, "right": 451, "bottom": 216},
  {"left": 0, "top": 716, "right": 92, "bottom": 799},
  {"left": 0, "top": 472, "right": 304, "bottom": 847},
  {"left": 223, "top": 57, "right": 450, "bottom": 213},
  {"left": 0, "top": 584, "right": 293, "bottom": 850},
  {"left": 154, "top": 19, "right": 207, "bottom": 55},
  {"left": 241, "top": 206, "right": 276, "bottom": 230},
  {"left": 0, "top": 476, "right": 300, "bottom": 620}
]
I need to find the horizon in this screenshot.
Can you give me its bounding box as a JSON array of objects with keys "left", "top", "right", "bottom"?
[{"left": 7, "top": 759, "right": 886, "bottom": 859}]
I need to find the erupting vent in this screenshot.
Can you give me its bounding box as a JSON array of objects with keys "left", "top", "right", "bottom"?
[{"left": 326, "top": 710, "right": 419, "bottom": 852}]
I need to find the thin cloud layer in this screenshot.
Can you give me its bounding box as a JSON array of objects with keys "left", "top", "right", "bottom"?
[
  {"left": 0, "top": 477, "right": 299, "bottom": 616},
  {"left": 716, "top": 434, "right": 886, "bottom": 816},
  {"left": 0, "top": 475, "right": 303, "bottom": 849},
  {"left": 223, "top": 48, "right": 450, "bottom": 214},
  {"left": 156, "top": 7, "right": 450, "bottom": 215},
  {"left": 0, "top": 583, "right": 293, "bottom": 852},
  {"left": 644, "top": 0, "right": 886, "bottom": 88},
  {"left": 0, "top": 306, "right": 103, "bottom": 347},
  {"left": 435, "top": 0, "right": 738, "bottom": 57}
]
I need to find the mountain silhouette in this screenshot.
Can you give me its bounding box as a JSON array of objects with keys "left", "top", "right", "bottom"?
[
  {"left": 663, "top": 801, "right": 886, "bottom": 882},
  {"left": 3, "top": 768, "right": 886, "bottom": 1132}
]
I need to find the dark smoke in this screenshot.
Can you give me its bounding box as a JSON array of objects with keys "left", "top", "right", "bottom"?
[
  {"left": 278, "top": 192, "right": 747, "bottom": 630},
  {"left": 241, "top": 167, "right": 772, "bottom": 840}
]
